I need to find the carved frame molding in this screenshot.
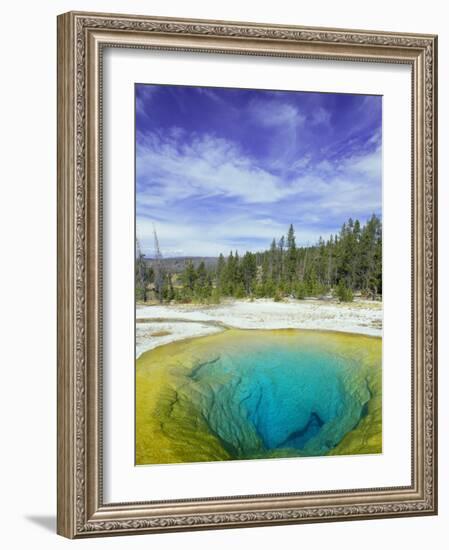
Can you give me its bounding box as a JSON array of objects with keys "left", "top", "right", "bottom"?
[{"left": 57, "top": 11, "right": 437, "bottom": 538}]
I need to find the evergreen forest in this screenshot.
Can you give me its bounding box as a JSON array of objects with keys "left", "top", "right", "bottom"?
[{"left": 136, "top": 215, "right": 382, "bottom": 304}]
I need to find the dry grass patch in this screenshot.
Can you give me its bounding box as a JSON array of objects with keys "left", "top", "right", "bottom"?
[{"left": 150, "top": 330, "right": 173, "bottom": 338}]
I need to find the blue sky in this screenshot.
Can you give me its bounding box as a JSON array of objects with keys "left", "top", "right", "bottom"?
[{"left": 136, "top": 84, "right": 382, "bottom": 257}]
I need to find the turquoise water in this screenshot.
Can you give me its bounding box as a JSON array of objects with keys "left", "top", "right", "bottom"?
[
  {"left": 186, "top": 340, "right": 371, "bottom": 458},
  {"left": 136, "top": 329, "right": 382, "bottom": 464}
]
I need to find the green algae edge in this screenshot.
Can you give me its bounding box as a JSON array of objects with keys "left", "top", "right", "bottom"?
[
  {"left": 136, "top": 333, "right": 233, "bottom": 465},
  {"left": 135, "top": 329, "right": 382, "bottom": 465}
]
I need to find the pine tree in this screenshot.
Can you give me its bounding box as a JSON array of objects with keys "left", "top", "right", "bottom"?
[
  {"left": 165, "top": 272, "right": 175, "bottom": 301},
  {"left": 278, "top": 235, "right": 285, "bottom": 283},
  {"left": 183, "top": 260, "right": 197, "bottom": 293},
  {"left": 196, "top": 261, "right": 207, "bottom": 288},
  {"left": 135, "top": 238, "right": 153, "bottom": 302},
  {"left": 269, "top": 238, "right": 277, "bottom": 282},
  {"left": 286, "top": 223, "right": 297, "bottom": 284},
  {"left": 216, "top": 253, "right": 226, "bottom": 291},
  {"left": 175, "top": 217, "right": 382, "bottom": 304},
  {"left": 241, "top": 252, "right": 257, "bottom": 295}
]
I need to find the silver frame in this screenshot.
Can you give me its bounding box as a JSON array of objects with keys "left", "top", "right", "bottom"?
[{"left": 57, "top": 11, "right": 438, "bottom": 538}]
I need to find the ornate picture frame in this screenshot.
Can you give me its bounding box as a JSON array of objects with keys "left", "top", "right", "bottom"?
[{"left": 57, "top": 11, "right": 437, "bottom": 538}]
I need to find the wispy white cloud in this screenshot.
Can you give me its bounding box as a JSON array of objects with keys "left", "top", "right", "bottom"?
[
  {"left": 194, "top": 87, "right": 225, "bottom": 103},
  {"left": 135, "top": 86, "right": 159, "bottom": 117},
  {"left": 247, "top": 97, "right": 307, "bottom": 172},
  {"left": 135, "top": 85, "right": 382, "bottom": 256},
  {"left": 310, "top": 107, "right": 331, "bottom": 126},
  {"left": 343, "top": 148, "right": 382, "bottom": 180},
  {"left": 137, "top": 132, "right": 297, "bottom": 205},
  {"left": 137, "top": 215, "right": 325, "bottom": 257},
  {"left": 137, "top": 129, "right": 381, "bottom": 256},
  {"left": 248, "top": 98, "right": 305, "bottom": 128}
]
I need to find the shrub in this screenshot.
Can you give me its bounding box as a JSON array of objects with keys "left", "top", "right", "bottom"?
[
  {"left": 295, "top": 281, "right": 306, "bottom": 300},
  {"left": 210, "top": 288, "right": 221, "bottom": 305},
  {"left": 335, "top": 281, "right": 353, "bottom": 302}
]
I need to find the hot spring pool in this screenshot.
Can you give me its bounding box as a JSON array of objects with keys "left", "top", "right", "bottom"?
[{"left": 136, "top": 329, "right": 382, "bottom": 465}]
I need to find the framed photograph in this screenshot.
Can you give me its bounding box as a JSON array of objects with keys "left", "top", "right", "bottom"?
[{"left": 57, "top": 11, "right": 438, "bottom": 538}]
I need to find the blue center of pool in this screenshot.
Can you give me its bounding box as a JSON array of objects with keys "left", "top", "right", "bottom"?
[{"left": 187, "top": 344, "right": 370, "bottom": 458}]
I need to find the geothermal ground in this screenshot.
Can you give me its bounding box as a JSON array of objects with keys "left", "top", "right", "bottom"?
[{"left": 136, "top": 298, "right": 382, "bottom": 358}]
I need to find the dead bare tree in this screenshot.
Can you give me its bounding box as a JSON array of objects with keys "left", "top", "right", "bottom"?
[
  {"left": 136, "top": 237, "right": 150, "bottom": 302},
  {"left": 152, "top": 225, "right": 165, "bottom": 303}
]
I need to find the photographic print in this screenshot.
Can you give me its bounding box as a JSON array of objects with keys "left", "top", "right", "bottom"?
[{"left": 135, "top": 83, "right": 383, "bottom": 466}]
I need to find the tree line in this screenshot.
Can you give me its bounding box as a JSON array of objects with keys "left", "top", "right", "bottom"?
[{"left": 136, "top": 214, "right": 382, "bottom": 304}]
